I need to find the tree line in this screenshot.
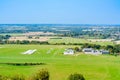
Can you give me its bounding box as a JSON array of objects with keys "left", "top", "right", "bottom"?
[{"left": 0, "top": 40, "right": 49, "bottom": 44}]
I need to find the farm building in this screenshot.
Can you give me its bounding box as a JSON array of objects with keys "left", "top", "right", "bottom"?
[
  {"left": 64, "top": 48, "right": 74, "bottom": 55},
  {"left": 100, "top": 50, "right": 109, "bottom": 54},
  {"left": 82, "top": 48, "right": 95, "bottom": 54},
  {"left": 92, "top": 50, "right": 102, "bottom": 55},
  {"left": 82, "top": 48, "right": 109, "bottom": 55}
]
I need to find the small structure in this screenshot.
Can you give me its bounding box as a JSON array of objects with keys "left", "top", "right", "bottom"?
[
  {"left": 93, "top": 50, "right": 102, "bottom": 55},
  {"left": 82, "top": 48, "right": 109, "bottom": 55},
  {"left": 64, "top": 48, "right": 74, "bottom": 55},
  {"left": 82, "top": 48, "right": 94, "bottom": 54},
  {"left": 100, "top": 50, "right": 109, "bottom": 54},
  {"left": 82, "top": 48, "right": 102, "bottom": 55}
]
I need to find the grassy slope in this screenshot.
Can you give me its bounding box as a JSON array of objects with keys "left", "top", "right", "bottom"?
[{"left": 0, "top": 45, "right": 120, "bottom": 80}]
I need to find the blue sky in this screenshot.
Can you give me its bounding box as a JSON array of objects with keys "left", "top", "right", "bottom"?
[{"left": 0, "top": 0, "right": 120, "bottom": 24}]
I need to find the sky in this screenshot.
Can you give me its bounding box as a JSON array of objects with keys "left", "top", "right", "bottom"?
[{"left": 0, "top": 0, "right": 120, "bottom": 24}]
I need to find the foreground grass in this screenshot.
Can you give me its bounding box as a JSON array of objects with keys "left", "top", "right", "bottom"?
[{"left": 0, "top": 45, "right": 120, "bottom": 80}]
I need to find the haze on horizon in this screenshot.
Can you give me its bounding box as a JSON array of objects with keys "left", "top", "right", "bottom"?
[{"left": 0, "top": 0, "right": 120, "bottom": 24}]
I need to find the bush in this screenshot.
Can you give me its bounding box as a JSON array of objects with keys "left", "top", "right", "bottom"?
[
  {"left": 68, "top": 73, "right": 85, "bottom": 80},
  {"left": 10, "top": 74, "right": 25, "bottom": 80},
  {"left": 0, "top": 75, "right": 4, "bottom": 80},
  {"left": 32, "top": 69, "right": 49, "bottom": 80},
  {"left": 0, "top": 75, "right": 10, "bottom": 80},
  {"left": 74, "top": 47, "right": 80, "bottom": 52}
]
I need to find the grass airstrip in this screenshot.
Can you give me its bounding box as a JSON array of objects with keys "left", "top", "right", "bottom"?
[{"left": 0, "top": 45, "right": 120, "bottom": 80}]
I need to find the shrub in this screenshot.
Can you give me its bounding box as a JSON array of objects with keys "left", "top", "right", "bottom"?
[
  {"left": 0, "top": 75, "right": 4, "bottom": 80},
  {"left": 0, "top": 75, "right": 9, "bottom": 80},
  {"left": 74, "top": 47, "right": 80, "bottom": 52},
  {"left": 68, "top": 73, "right": 85, "bottom": 80},
  {"left": 10, "top": 74, "right": 25, "bottom": 80},
  {"left": 32, "top": 69, "right": 49, "bottom": 80}
]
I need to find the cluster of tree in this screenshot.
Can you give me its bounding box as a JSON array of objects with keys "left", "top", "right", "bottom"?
[
  {"left": 81, "top": 43, "right": 120, "bottom": 55},
  {"left": 0, "top": 68, "right": 85, "bottom": 80},
  {"left": 50, "top": 43, "right": 84, "bottom": 45},
  {"left": 0, "top": 35, "right": 11, "bottom": 40},
  {"left": 81, "top": 43, "right": 101, "bottom": 49},
  {"left": 0, "top": 40, "right": 49, "bottom": 44}
]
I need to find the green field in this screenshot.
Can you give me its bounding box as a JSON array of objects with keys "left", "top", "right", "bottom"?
[
  {"left": 0, "top": 33, "right": 23, "bottom": 36},
  {"left": 49, "top": 37, "right": 114, "bottom": 46},
  {"left": 0, "top": 45, "right": 120, "bottom": 80}
]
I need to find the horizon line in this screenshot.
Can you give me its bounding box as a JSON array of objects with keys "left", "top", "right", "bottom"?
[{"left": 0, "top": 23, "right": 120, "bottom": 25}]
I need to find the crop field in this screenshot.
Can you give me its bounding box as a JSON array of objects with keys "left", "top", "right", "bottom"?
[{"left": 0, "top": 45, "right": 120, "bottom": 80}]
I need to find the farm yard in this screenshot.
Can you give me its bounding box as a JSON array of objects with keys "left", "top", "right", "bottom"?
[{"left": 0, "top": 45, "right": 120, "bottom": 80}]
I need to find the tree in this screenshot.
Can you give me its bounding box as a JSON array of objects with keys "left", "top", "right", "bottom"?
[
  {"left": 68, "top": 73, "right": 85, "bottom": 80},
  {"left": 28, "top": 36, "right": 32, "bottom": 39},
  {"left": 105, "top": 45, "right": 113, "bottom": 50},
  {"left": 114, "top": 45, "right": 120, "bottom": 53},
  {"left": 93, "top": 44, "right": 101, "bottom": 49},
  {"left": 20, "top": 40, "right": 30, "bottom": 44},
  {"left": 74, "top": 47, "right": 80, "bottom": 52},
  {"left": 16, "top": 40, "right": 20, "bottom": 44},
  {"left": 32, "top": 69, "right": 49, "bottom": 80}
]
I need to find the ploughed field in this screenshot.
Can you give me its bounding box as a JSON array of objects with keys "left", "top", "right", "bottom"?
[{"left": 0, "top": 45, "right": 120, "bottom": 80}]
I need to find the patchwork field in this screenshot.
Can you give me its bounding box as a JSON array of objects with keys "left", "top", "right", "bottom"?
[{"left": 0, "top": 45, "right": 120, "bottom": 80}]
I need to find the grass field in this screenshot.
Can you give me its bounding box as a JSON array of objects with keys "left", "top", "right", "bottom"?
[
  {"left": 49, "top": 37, "right": 114, "bottom": 46},
  {"left": 0, "top": 45, "right": 120, "bottom": 80},
  {"left": 0, "top": 33, "right": 23, "bottom": 36}
]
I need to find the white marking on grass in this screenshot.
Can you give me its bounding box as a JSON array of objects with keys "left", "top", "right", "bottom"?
[
  {"left": 53, "top": 47, "right": 63, "bottom": 57},
  {"left": 22, "top": 49, "right": 37, "bottom": 54},
  {"left": 46, "top": 48, "right": 53, "bottom": 54},
  {"left": 47, "top": 50, "right": 51, "bottom": 54}
]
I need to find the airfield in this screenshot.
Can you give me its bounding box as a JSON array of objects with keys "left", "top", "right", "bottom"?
[{"left": 0, "top": 44, "right": 120, "bottom": 80}]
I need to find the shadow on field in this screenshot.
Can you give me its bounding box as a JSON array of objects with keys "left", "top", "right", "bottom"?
[{"left": 0, "top": 62, "right": 46, "bottom": 66}]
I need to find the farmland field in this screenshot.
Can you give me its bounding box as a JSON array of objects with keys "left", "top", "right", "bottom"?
[{"left": 0, "top": 45, "right": 120, "bottom": 80}]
